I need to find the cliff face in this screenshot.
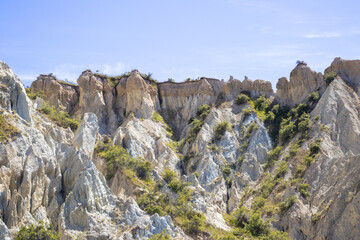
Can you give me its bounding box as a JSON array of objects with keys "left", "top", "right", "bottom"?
[
  {"left": 276, "top": 62, "right": 325, "bottom": 106},
  {"left": 2, "top": 57, "right": 360, "bottom": 239}
]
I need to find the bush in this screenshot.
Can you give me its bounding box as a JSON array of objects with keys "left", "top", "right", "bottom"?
[
  {"left": 279, "top": 117, "right": 296, "bottom": 142},
  {"left": 309, "top": 142, "right": 321, "bottom": 155},
  {"left": 214, "top": 121, "right": 230, "bottom": 141},
  {"left": 246, "top": 212, "right": 270, "bottom": 237},
  {"left": 324, "top": 71, "right": 337, "bottom": 85},
  {"left": 279, "top": 195, "right": 297, "bottom": 214},
  {"left": 254, "top": 95, "right": 269, "bottom": 111},
  {"left": 0, "top": 115, "right": 20, "bottom": 143},
  {"left": 182, "top": 210, "right": 206, "bottom": 234},
  {"left": 149, "top": 230, "right": 171, "bottom": 240},
  {"left": 244, "top": 122, "right": 258, "bottom": 139},
  {"left": 196, "top": 104, "right": 211, "bottom": 120},
  {"left": 299, "top": 183, "right": 311, "bottom": 199},
  {"left": 298, "top": 113, "right": 311, "bottom": 137},
  {"left": 15, "top": 221, "right": 60, "bottom": 240},
  {"left": 306, "top": 91, "right": 319, "bottom": 102},
  {"left": 40, "top": 103, "right": 80, "bottom": 131},
  {"left": 231, "top": 206, "right": 250, "bottom": 228},
  {"left": 162, "top": 169, "right": 177, "bottom": 183},
  {"left": 186, "top": 119, "right": 204, "bottom": 143},
  {"left": 267, "top": 146, "right": 283, "bottom": 163},
  {"left": 275, "top": 161, "right": 288, "bottom": 179},
  {"left": 25, "top": 88, "right": 45, "bottom": 100},
  {"left": 222, "top": 166, "right": 231, "bottom": 175},
  {"left": 235, "top": 94, "right": 250, "bottom": 105},
  {"left": 242, "top": 108, "right": 252, "bottom": 117},
  {"left": 136, "top": 161, "right": 153, "bottom": 180}
]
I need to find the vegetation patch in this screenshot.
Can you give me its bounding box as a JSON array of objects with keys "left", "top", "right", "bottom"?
[
  {"left": 15, "top": 221, "right": 61, "bottom": 240},
  {"left": 40, "top": 103, "right": 80, "bottom": 132},
  {"left": 214, "top": 121, "right": 231, "bottom": 141},
  {"left": 324, "top": 71, "right": 337, "bottom": 85},
  {"left": 25, "top": 88, "right": 45, "bottom": 100},
  {"left": 95, "top": 139, "right": 153, "bottom": 181},
  {"left": 235, "top": 94, "right": 250, "bottom": 105},
  {"left": 0, "top": 115, "right": 20, "bottom": 143},
  {"left": 196, "top": 104, "right": 211, "bottom": 120}
]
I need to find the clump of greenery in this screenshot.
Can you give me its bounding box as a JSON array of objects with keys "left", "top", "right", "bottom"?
[
  {"left": 309, "top": 141, "right": 321, "bottom": 155},
  {"left": 25, "top": 88, "right": 45, "bottom": 100},
  {"left": 186, "top": 119, "right": 204, "bottom": 143},
  {"left": 279, "top": 195, "right": 297, "bottom": 215},
  {"left": 40, "top": 103, "right": 80, "bottom": 131},
  {"left": 214, "top": 121, "right": 231, "bottom": 141},
  {"left": 139, "top": 168, "right": 206, "bottom": 236},
  {"left": 235, "top": 94, "right": 250, "bottom": 105},
  {"left": 162, "top": 168, "right": 177, "bottom": 183},
  {"left": 0, "top": 115, "right": 20, "bottom": 143},
  {"left": 297, "top": 113, "right": 312, "bottom": 138},
  {"left": 242, "top": 108, "right": 252, "bottom": 117},
  {"left": 306, "top": 91, "right": 319, "bottom": 103},
  {"left": 15, "top": 221, "right": 61, "bottom": 240},
  {"left": 149, "top": 230, "right": 171, "bottom": 240},
  {"left": 267, "top": 146, "right": 283, "bottom": 166},
  {"left": 278, "top": 117, "right": 296, "bottom": 142},
  {"left": 244, "top": 122, "right": 258, "bottom": 139},
  {"left": 298, "top": 183, "right": 311, "bottom": 199},
  {"left": 275, "top": 161, "right": 289, "bottom": 179},
  {"left": 196, "top": 104, "right": 211, "bottom": 120},
  {"left": 254, "top": 95, "right": 269, "bottom": 111},
  {"left": 152, "top": 112, "right": 173, "bottom": 138},
  {"left": 95, "top": 140, "right": 153, "bottom": 181},
  {"left": 324, "top": 71, "right": 337, "bottom": 85}
]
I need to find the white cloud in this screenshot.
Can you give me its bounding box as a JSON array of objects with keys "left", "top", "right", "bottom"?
[
  {"left": 302, "top": 32, "right": 341, "bottom": 38},
  {"left": 51, "top": 62, "right": 127, "bottom": 83}
]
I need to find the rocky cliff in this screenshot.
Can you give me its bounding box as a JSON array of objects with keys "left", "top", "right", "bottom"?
[{"left": 1, "top": 57, "right": 360, "bottom": 239}]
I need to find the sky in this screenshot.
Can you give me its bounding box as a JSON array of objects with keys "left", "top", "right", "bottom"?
[{"left": 1, "top": 0, "right": 360, "bottom": 88}]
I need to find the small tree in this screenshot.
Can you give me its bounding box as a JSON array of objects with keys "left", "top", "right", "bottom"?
[{"left": 15, "top": 221, "right": 60, "bottom": 240}]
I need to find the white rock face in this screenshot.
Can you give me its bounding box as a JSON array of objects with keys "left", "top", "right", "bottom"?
[{"left": 0, "top": 61, "right": 32, "bottom": 122}]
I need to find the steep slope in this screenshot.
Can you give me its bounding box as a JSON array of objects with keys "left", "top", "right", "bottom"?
[{"left": 0, "top": 62, "right": 186, "bottom": 239}]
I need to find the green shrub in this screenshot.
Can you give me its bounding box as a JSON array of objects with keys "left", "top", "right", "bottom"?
[
  {"left": 152, "top": 112, "right": 165, "bottom": 123},
  {"left": 40, "top": 103, "right": 80, "bottom": 131},
  {"left": 214, "top": 121, "right": 230, "bottom": 141},
  {"left": 246, "top": 212, "right": 270, "bottom": 237},
  {"left": 264, "top": 111, "right": 275, "bottom": 124},
  {"left": 186, "top": 119, "right": 204, "bottom": 143},
  {"left": 162, "top": 169, "right": 177, "bottom": 183},
  {"left": 25, "top": 88, "right": 45, "bottom": 100},
  {"left": 231, "top": 206, "right": 250, "bottom": 228},
  {"left": 136, "top": 161, "right": 153, "bottom": 181},
  {"left": 299, "top": 183, "right": 311, "bottom": 199},
  {"left": 168, "top": 179, "right": 187, "bottom": 193},
  {"left": 15, "top": 221, "right": 60, "bottom": 240},
  {"left": 306, "top": 91, "right": 319, "bottom": 102},
  {"left": 222, "top": 166, "right": 231, "bottom": 175},
  {"left": 314, "top": 115, "right": 320, "bottom": 121},
  {"left": 267, "top": 146, "right": 283, "bottom": 163},
  {"left": 242, "top": 108, "right": 252, "bottom": 117},
  {"left": 279, "top": 117, "right": 296, "bottom": 142},
  {"left": 298, "top": 113, "right": 311, "bottom": 137},
  {"left": 235, "top": 94, "right": 250, "bottom": 105},
  {"left": 253, "top": 196, "right": 266, "bottom": 210},
  {"left": 254, "top": 95, "right": 269, "bottom": 111},
  {"left": 95, "top": 141, "right": 153, "bottom": 181},
  {"left": 278, "top": 195, "right": 297, "bottom": 215},
  {"left": 324, "top": 71, "right": 337, "bottom": 85},
  {"left": 0, "top": 115, "right": 20, "bottom": 143},
  {"left": 196, "top": 104, "right": 211, "bottom": 120},
  {"left": 149, "top": 230, "right": 171, "bottom": 240},
  {"left": 309, "top": 142, "right": 321, "bottom": 155},
  {"left": 145, "top": 203, "right": 166, "bottom": 216},
  {"left": 182, "top": 210, "right": 206, "bottom": 234},
  {"left": 244, "top": 122, "right": 258, "bottom": 139},
  {"left": 275, "top": 161, "right": 288, "bottom": 179}
]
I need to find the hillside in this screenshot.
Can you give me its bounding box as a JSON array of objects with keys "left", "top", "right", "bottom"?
[{"left": 0, "top": 57, "right": 359, "bottom": 239}]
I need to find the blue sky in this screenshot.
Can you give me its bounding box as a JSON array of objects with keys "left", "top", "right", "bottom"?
[{"left": 1, "top": 0, "right": 360, "bottom": 88}]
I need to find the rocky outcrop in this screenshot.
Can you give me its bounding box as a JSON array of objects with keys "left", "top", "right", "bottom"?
[
  {"left": 276, "top": 62, "right": 325, "bottom": 106},
  {"left": 0, "top": 61, "right": 31, "bottom": 122},
  {"left": 30, "top": 75, "right": 79, "bottom": 114},
  {"left": 116, "top": 70, "right": 159, "bottom": 120},
  {"left": 325, "top": 57, "right": 360, "bottom": 93},
  {"left": 278, "top": 77, "right": 360, "bottom": 240}
]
